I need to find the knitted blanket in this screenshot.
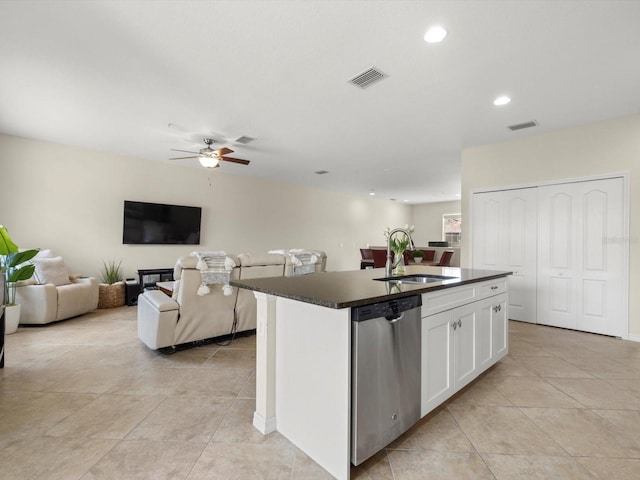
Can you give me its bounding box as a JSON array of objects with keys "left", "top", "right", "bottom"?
[
  {"left": 191, "top": 251, "right": 236, "bottom": 296},
  {"left": 269, "top": 249, "right": 318, "bottom": 275}
]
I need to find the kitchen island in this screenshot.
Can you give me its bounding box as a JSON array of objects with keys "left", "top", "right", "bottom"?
[{"left": 231, "top": 265, "right": 511, "bottom": 480}]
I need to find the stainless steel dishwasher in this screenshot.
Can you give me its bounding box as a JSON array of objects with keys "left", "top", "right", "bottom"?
[{"left": 351, "top": 295, "right": 422, "bottom": 465}]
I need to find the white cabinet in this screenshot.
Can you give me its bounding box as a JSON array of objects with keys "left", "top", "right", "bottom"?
[
  {"left": 477, "top": 293, "right": 508, "bottom": 373},
  {"left": 421, "top": 279, "right": 508, "bottom": 417},
  {"left": 421, "top": 309, "right": 454, "bottom": 416}
]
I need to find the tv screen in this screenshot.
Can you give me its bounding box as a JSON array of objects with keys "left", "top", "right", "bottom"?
[{"left": 123, "top": 201, "right": 202, "bottom": 245}]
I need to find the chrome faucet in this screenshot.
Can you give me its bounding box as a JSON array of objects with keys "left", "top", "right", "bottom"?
[{"left": 385, "top": 227, "right": 416, "bottom": 277}]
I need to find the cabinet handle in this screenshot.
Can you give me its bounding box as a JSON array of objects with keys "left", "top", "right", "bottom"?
[
  {"left": 452, "top": 322, "right": 457, "bottom": 330},
  {"left": 457, "top": 319, "right": 462, "bottom": 328},
  {"left": 491, "top": 286, "right": 498, "bottom": 290}
]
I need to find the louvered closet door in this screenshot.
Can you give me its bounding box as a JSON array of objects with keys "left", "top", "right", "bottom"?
[
  {"left": 537, "top": 178, "right": 624, "bottom": 336},
  {"left": 472, "top": 188, "right": 537, "bottom": 323}
]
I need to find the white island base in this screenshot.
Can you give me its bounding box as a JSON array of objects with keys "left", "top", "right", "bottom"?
[{"left": 251, "top": 276, "right": 508, "bottom": 480}]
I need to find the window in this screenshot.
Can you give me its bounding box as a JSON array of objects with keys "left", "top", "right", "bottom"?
[{"left": 442, "top": 213, "right": 461, "bottom": 246}]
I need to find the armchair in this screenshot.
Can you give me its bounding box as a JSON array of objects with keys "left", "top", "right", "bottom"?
[{"left": 15, "top": 253, "right": 99, "bottom": 324}]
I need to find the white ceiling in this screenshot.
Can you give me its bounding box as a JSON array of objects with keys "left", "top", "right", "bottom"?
[{"left": 2, "top": 1, "right": 640, "bottom": 204}]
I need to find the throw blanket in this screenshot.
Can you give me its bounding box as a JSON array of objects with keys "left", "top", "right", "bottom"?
[
  {"left": 269, "top": 249, "right": 319, "bottom": 275},
  {"left": 191, "top": 251, "right": 236, "bottom": 296}
]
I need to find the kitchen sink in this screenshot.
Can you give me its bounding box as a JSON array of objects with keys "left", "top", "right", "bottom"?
[{"left": 373, "top": 274, "right": 458, "bottom": 285}]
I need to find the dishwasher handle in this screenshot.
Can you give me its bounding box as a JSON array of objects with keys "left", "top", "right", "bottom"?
[{"left": 385, "top": 312, "right": 405, "bottom": 323}]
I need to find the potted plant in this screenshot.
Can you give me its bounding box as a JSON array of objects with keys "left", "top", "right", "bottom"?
[
  {"left": 97, "top": 259, "right": 126, "bottom": 309},
  {"left": 412, "top": 250, "right": 425, "bottom": 263},
  {"left": 0, "top": 226, "right": 38, "bottom": 333}
]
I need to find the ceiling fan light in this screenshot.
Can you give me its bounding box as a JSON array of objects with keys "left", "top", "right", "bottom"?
[{"left": 198, "top": 155, "right": 219, "bottom": 168}]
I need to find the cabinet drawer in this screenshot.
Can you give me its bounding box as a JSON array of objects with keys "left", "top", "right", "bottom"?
[
  {"left": 422, "top": 285, "right": 477, "bottom": 317},
  {"left": 477, "top": 279, "right": 507, "bottom": 299}
]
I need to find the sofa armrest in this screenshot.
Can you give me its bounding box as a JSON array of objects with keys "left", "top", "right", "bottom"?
[
  {"left": 143, "top": 289, "right": 179, "bottom": 311},
  {"left": 137, "top": 290, "right": 180, "bottom": 350},
  {"left": 14, "top": 283, "right": 58, "bottom": 324}
]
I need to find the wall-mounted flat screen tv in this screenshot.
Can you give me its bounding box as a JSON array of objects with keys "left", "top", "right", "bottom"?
[{"left": 123, "top": 200, "right": 202, "bottom": 245}]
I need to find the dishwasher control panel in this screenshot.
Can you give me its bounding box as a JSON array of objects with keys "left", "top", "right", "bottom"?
[{"left": 351, "top": 295, "right": 422, "bottom": 322}]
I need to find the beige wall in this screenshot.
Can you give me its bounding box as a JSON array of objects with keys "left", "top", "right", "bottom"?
[
  {"left": 411, "top": 200, "right": 461, "bottom": 246},
  {"left": 461, "top": 113, "right": 640, "bottom": 337},
  {"left": 0, "top": 134, "right": 411, "bottom": 278}
]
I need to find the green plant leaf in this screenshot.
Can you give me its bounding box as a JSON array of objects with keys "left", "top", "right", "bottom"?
[
  {"left": 7, "top": 249, "right": 39, "bottom": 267},
  {"left": 8, "top": 264, "right": 35, "bottom": 282},
  {"left": 0, "top": 225, "right": 19, "bottom": 255},
  {"left": 101, "top": 259, "right": 122, "bottom": 284}
]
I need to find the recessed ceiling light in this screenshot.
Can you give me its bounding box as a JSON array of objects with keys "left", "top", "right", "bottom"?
[
  {"left": 493, "top": 95, "right": 511, "bottom": 106},
  {"left": 369, "top": 190, "right": 376, "bottom": 196},
  {"left": 424, "top": 26, "right": 447, "bottom": 43},
  {"left": 403, "top": 199, "right": 409, "bottom": 203}
]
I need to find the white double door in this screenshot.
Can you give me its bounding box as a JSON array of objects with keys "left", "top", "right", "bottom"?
[
  {"left": 472, "top": 187, "right": 538, "bottom": 323},
  {"left": 472, "top": 177, "right": 625, "bottom": 337},
  {"left": 538, "top": 178, "right": 624, "bottom": 336}
]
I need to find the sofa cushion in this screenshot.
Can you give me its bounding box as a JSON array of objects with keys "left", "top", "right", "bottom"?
[
  {"left": 33, "top": 256, "right": 71, "bottom": 286},
  {"left": 56, "top": 280, "right": 98, "bottom": 320}
]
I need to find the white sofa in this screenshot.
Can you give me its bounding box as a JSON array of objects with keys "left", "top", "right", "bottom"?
[
  {"left": 15, "top": 254, "right": 99, "bottom": 325},
  {"left": 137, "top": 250, "right": 326, "bottom": 350}
]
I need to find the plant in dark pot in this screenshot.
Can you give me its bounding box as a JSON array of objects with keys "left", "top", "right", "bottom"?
[
  {"left": 0, "top": 226, "right": 38, "bottom": 333},
  {"left": 98, "top": 259, "right": 125, "bottom": 309}
]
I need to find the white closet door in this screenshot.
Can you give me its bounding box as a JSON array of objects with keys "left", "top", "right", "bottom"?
[
  {"left": 472, "top": 188, "right": 537, "bottom": 323},
  {"left": 537, "top": 178, "right": 624, "bottom": 336},
  {"left": 537, "top": 183, "right": 580, "bottom": 330},
  {"left": 501, "top": 188, "right": 538, "bottom": 323},
  {"left": 472, "top": 191, "right": 502, "bottom": 270}
]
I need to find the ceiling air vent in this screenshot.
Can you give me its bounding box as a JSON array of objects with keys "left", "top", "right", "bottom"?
[
  {"left": 508, "top": 120, "right": 538, "bottom": 131},
  {"left": 348, "top": 67, "right": 387, "bottom": 89},
  {"left": 234, "top": 136, "right": 254, "bottom": 144}
]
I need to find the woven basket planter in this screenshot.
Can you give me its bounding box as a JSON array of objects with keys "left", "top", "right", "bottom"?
[{"left": 98, "top": 281, "right": 126, "bottom": 309}]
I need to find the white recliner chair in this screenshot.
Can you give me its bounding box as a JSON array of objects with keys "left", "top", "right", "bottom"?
[{"left": 16, "top": 253, "right": 99, "bottom": 325}]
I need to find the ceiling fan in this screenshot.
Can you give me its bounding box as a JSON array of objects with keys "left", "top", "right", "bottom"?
[{"left": 170, "top": 138, "right": 250, "bottom": 168}]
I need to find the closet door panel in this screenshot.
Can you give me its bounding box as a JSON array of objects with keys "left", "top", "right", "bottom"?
[
  {"left": 538, "top": 184, "right": 579, "bottom": 329},
  {"left": 472, "top": 188, "right": 537, "bottom": 324},
  {"left": 578, "top": 178, "right": 624, "bottom": 336},
  {"left": 503, "top": 188, "right": 538, "bottom": 323}
]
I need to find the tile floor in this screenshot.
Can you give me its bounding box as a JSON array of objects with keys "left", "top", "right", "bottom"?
[{"left": 1, "top": 307, "right": 640, "bottom": 479}]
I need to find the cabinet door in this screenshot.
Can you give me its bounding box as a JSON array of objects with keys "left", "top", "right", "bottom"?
[
  {"left": 421, "top": 310, "right": 454, "bottom": 417},
  {"left": 491, "top": 294, "right": 508, "bottom": 361},
  {"left": 476, "top": 298, "right": 494, "bottom": 374},
  {"left": 453, "top": 302, "right": 478, "bottom": 391}
]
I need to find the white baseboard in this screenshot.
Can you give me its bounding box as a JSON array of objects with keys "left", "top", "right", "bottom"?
[
  {"left": 253, "top": 411, "right": 277, "bottom": 435},
  {"left": 627, "top": 334, "right": 640, "bottom": 343}
]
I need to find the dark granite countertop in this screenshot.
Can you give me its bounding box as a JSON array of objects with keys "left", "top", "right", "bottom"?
[{"left": 231, "top": 265, "right": 511, "bottom": 309}]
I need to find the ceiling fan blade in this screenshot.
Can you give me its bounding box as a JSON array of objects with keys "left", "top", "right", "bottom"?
[
  {"left": 220, "top": 156, "right": 250, "bottom": 165},
  {"left": 217, "top": 147, "right": 234, "bottom": 156},
  {"left": 170, "top": 148, "right": 198, "bottom": 154},
  {"left": 169, "top": 156, "right": 198, "bottom": 160}
]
